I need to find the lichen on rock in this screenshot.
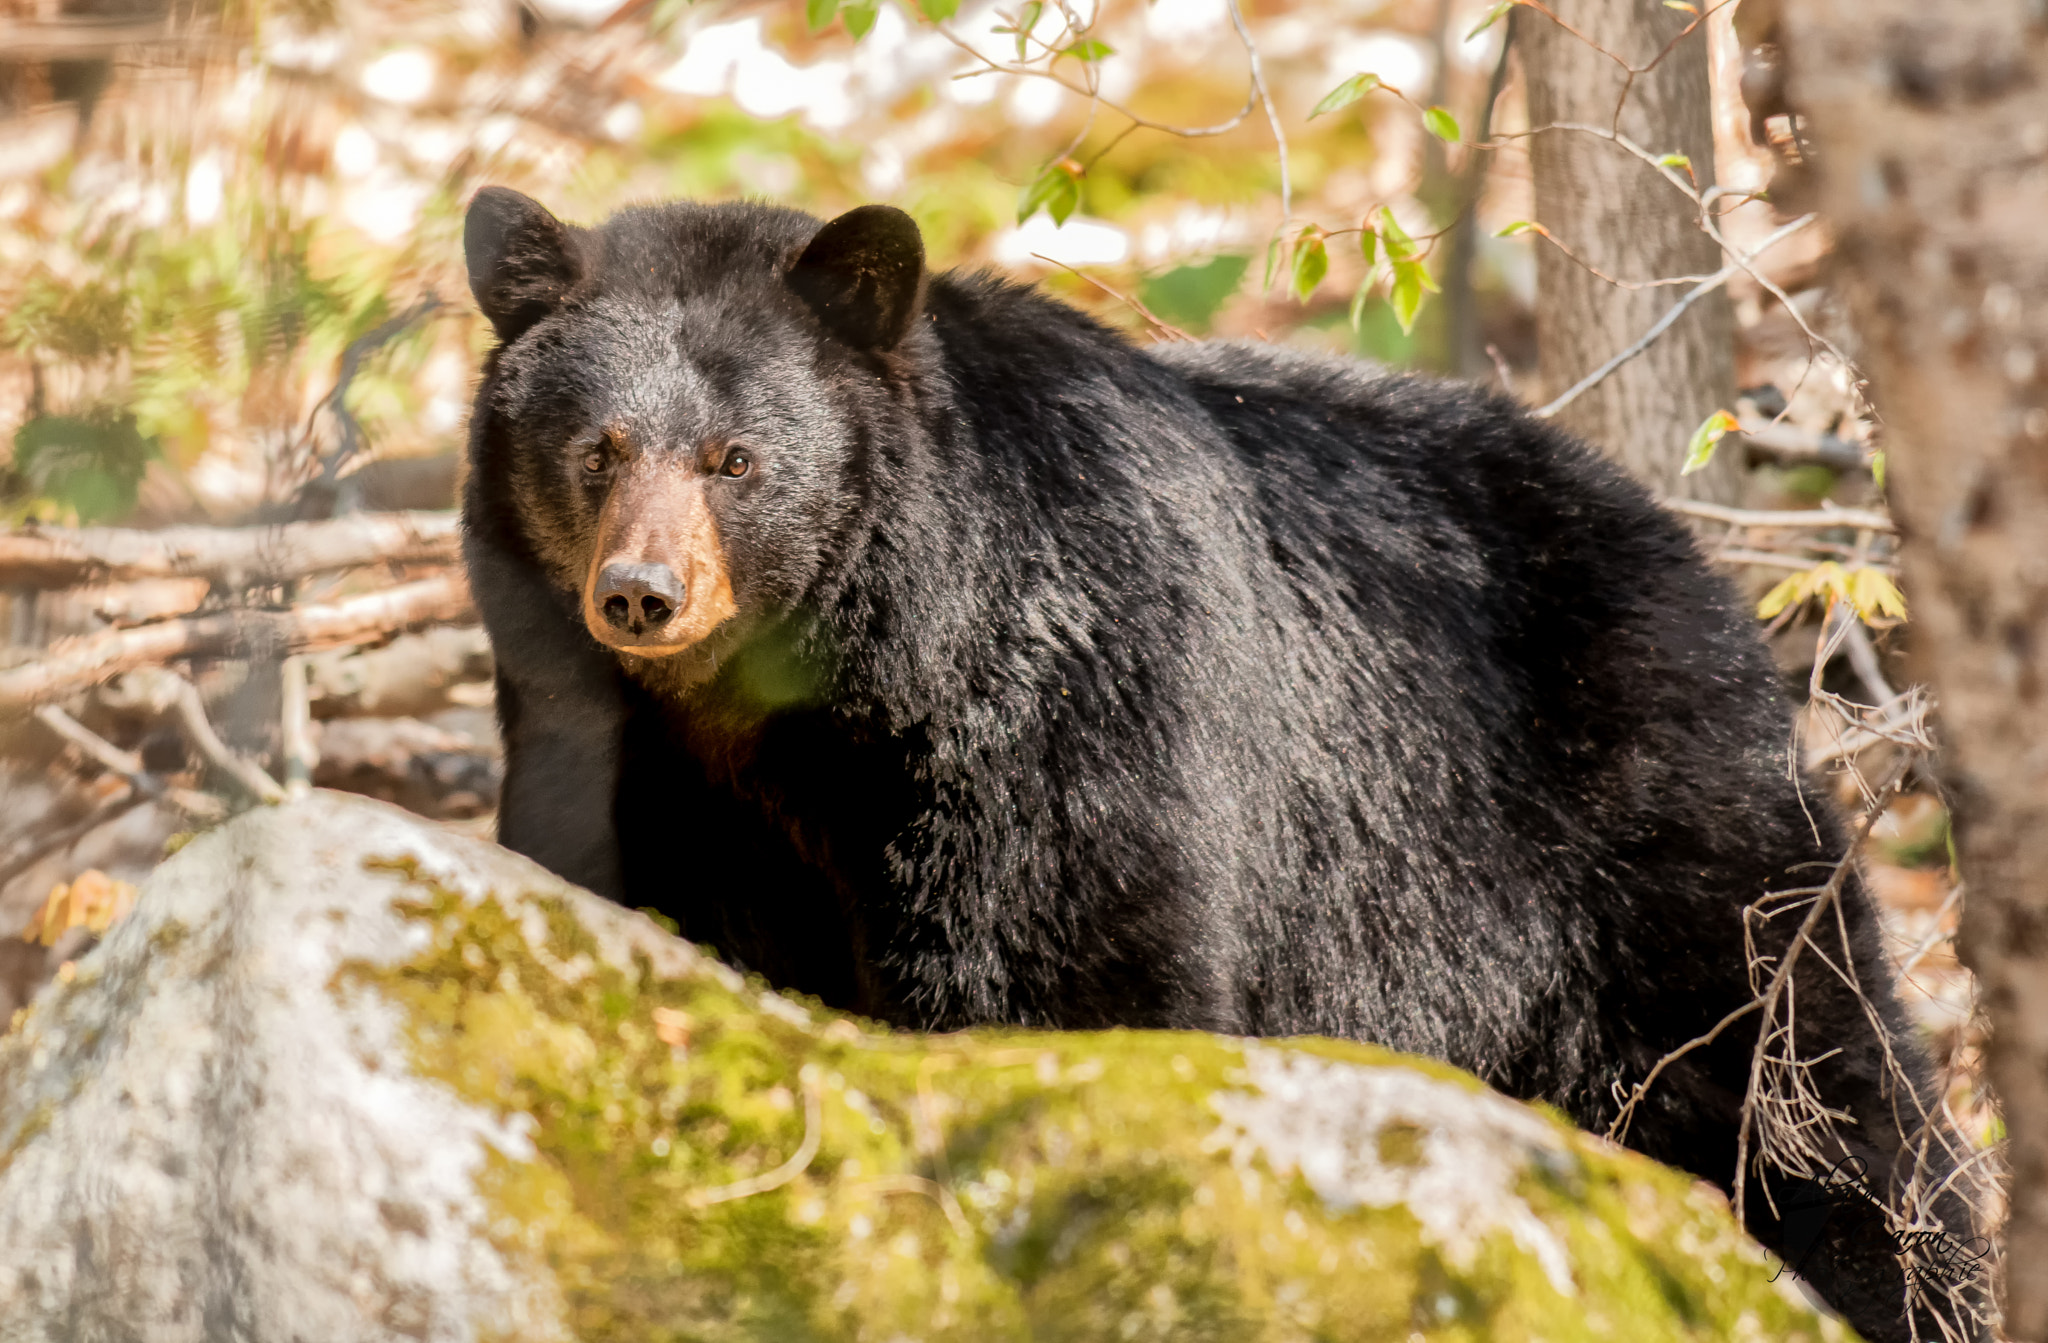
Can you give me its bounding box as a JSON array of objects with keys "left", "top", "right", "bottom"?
[{"left": 0, "top": 792, "right": 1854, "bottom": 1342}]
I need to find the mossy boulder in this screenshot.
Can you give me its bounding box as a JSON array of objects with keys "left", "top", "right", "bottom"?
[{"left": 0, "top": 792, "right": 1850, "bottom": 1342}]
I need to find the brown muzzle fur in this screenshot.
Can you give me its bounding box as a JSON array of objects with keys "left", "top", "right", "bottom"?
[{"left": 581, "top": 453, "right": 737, "bottom": 657}]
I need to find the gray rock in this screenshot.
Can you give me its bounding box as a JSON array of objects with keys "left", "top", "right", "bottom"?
[{"left": 0, "top": 792, "right": 1848, "bottom": 1342}]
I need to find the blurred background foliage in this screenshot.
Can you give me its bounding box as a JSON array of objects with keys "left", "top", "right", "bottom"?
[{"left": 0, "top": 0, "right": 1539, "bottom": 526}]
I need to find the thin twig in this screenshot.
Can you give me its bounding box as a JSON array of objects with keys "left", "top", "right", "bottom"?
[
  {"left": 1839, "top": 616, "right": 1898, "bottom": 706},
  {"left": 1804, "top": 689, "right": 1932, "bottom": 768},
  {"left": 690, "top": 1074, "right": 823, "bottom": 1206},
  {"left": 1224, "top": 0, "right": 1289, "bottom": 222},
  {"left": 1663, "top": 498, "right": 1895, "bottom": 533},
  {"left": 1712, "top": 546, "right": 1893, "bottom": 575},
  {"left": 154, "top": 670, "right": 285, "bottom": 805},
  {"left": 1608, "top": 996, "right": 1765, "bottom": 1144},
  {"left": 291, "top": 295, "right": 443, "bottom": 509},
  {"left": 1732, "top": 780, "right": 1894, "bottom": 1224},
  {"left": 0, "top": 791, "right": 153, "bottom": 890},
  {"left": 1030, "top": 253, "right": 1191, "bottom": 341},
  {"left": 1738, "top": 417, "right": 1869, "bottom": 473},
  {"left": 1533, "top": 214, "right": 1816, "bottom": 419},
  {"left": 32, "top": 704, "right": 154, "bottom": 794},
  {"left": 1897, "top": 882, "right": 1968, "bottom": 981},
  {"left": 939, "top": 30, "right": 1253, "bottom": 141}
]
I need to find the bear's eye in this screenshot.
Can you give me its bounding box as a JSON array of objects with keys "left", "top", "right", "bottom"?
[
  {"left": 582, "top": 449, "right": 607, "bottom": 475},
  {"left": 720, "top": 449, "right": 752, "bottom": 479}
]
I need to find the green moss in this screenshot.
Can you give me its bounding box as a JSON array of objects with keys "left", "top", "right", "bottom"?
[
  {"left": 338, "top": 865, "right": 1851, "bottom": 1343},
  {"left": 0, "top": 1101, "right": 54, "bottom": 1180}
]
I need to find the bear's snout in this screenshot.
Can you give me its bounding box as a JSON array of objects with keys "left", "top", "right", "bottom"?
[
  {"left": 596, "top": 561, "right": 685, "bottom": 635},
  {"left": 578, "top": 465, "right": 739, "bottom": 658}
]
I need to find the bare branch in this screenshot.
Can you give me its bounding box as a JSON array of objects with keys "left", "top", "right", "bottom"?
[
  {"left": 1712, "top": 546, "right": 1892, "bottom": 574},
  {"left": 0, "top": 574, "right": 475, "bottom": 717},
  {"left": 1664, "top": 498, "right": 1895, "bottom": 533},
  {"left": 0, "top": 511, "right": 461, "bottom": 590},
  {"left": 155, "top": 671, "right": 285, "bottom": 806},
  {"left": 1030, "top": 254, "right": 1191, "bottom": 341},
  {"left": 32, "top": 705, "right": 151, "bottom": 791},
  {"left": 1733, "top": 774, "right": 1897, "bottom": 1224},
  {"left": 290, "top": 297, "right": 444, "bottom": 510},
  {"left": 0, "top": 792, "right": 154, "bottom": 891},
  {"left": 1608, "top": 996, "right": 1765, "bottom": 1145},
  {"left": 1532, "top": 214, "right": 1817, "bottom": 420},
  {"left": 1738, "top": 418, "right": 1869, "bottom": 473},
  {"left": 280, "top": 655, "right": 317, "bottom": 799},
  {"left": 939, "top": 32, "right": 1253, "bottom": 142},
  {"left": 1224, "top": 0, "right": 1290, "bottom": 222}
]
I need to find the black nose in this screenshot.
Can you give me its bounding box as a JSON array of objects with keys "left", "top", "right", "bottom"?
[{"left": 596, "top": 562, "right": 685, "bottom": 634}]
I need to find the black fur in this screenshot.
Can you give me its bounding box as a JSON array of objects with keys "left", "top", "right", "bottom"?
[{"left": 463, "top": 193, "right": 1980, "bottom": 1340}]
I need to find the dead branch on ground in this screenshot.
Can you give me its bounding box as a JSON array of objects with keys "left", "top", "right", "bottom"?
[
  {"left": 0, "top": 511, "right": 461, "bottom": 590},
  {"left": 0, "top": 574, "right": 473, "bottom": 717}
]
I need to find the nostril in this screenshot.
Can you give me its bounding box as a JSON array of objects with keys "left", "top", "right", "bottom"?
[{"left": 596, "top": 561, "right": 686, "bottom": 638}]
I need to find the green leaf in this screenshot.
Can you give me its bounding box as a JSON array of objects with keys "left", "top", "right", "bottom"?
[
  {"left": 1663, "top": 1, "right": 1698, "bottom": 12},
  {"left": 1137, "top": 254, "right": 1250, "bottom": 331},
  {"left": 1060, "top": 37, "right": 1114, "bottom": 61},
  {"left": 1012, "top": 0, "right": 1042, "bottom": 57},
  {"left": 1348, "top": 278, "right": 1372, "bottom": 331},
  {"left": 1871, "top": 449, "right": 1887, "bottom": 490},
  {"left": 1493, "top": 219, "right": 1542, "bottom": 238},
  {"left": 806, "top": 0, "right": 839, "bottom": 31},
  {"left": 1377, "top": 207, "right": 1416, "bottom": 263},
  {"left": 1389, "top": 260, "right": 1434, "bottom": 334},
  {"left": 1423, "top": 106, "right": 1461, "bottom": 142},
  {"left": 1656, "top": 152, "right": 1692, "bottom": 172},
  {"left": 842, "top": 0, "right": 879, "bottom": 37},
  {"left": 1291, "top": 230, "right": 1328, "bottom": 302},
  {"left": 1681, "top": 408, "right": 1740, "bottom": 476},
  {"left": 1310, "top": 72, "right": 1382, "bottom": 119},
  {"left": 1016, "top": 163, "right": 1080, "bottom": 225},
  {"left": 1263, "top": 236, "right": 1284, "bottom": 292},
  {"left": 917, "top": 0, "right": 959, "bottom": 21},
  {"left": 1465, "top": 0, "right": 1517, "bottom": 40},
  {"left": 1755, "top": 570, "right": 1810, "bottom": 620},
  {"left": 1359, "top": 227, "right": 1377, "bottom": 270},
  {"left": 12, "top": 414, "right": 159, "bottom": 523},
  {"left": 1847, "top": 566, "right": 1908, "bottom": 621}
]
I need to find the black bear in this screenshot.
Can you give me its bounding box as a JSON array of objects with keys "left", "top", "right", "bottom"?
[{"left": 462, "top": 187, "right": 1982, "bottom": 1340}]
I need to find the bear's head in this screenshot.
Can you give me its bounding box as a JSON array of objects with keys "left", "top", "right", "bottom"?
[{"left": 463, "top": 188, "right": 927, "bottom": 662}]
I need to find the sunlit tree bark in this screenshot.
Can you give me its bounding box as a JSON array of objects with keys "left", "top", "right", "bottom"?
[
  {"left": 1783, "top": 2, "right": 2048, "bottom": 1335},
  {"left": 1516, "top": 0, "right": 1740, "bottom": 502}
]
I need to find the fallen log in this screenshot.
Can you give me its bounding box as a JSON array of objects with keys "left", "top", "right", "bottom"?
[
  {"left": 0, "top": 573, "right": 474, "bottom": 717},
  {"left": 0, "top": 791, "right": 1844, "bottom": 1341},
  {"left": 0, "top": 510, "right": 461, "bottom": 589}
]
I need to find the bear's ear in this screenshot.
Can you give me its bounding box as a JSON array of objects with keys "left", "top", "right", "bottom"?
[
  {"left": 465, "top": 187, "right": 584, "bottom": 342},
  {"left": 785, "top": 205, "right": 926, "bottom": 354}
]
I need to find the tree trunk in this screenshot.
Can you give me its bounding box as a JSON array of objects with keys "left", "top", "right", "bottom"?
[
  {"left": 1781, "top": 2, "right": 2048, "bottom": 1336},
  {"left": 1516, "top": 1, "right": 1740, "bottom": 501}
]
